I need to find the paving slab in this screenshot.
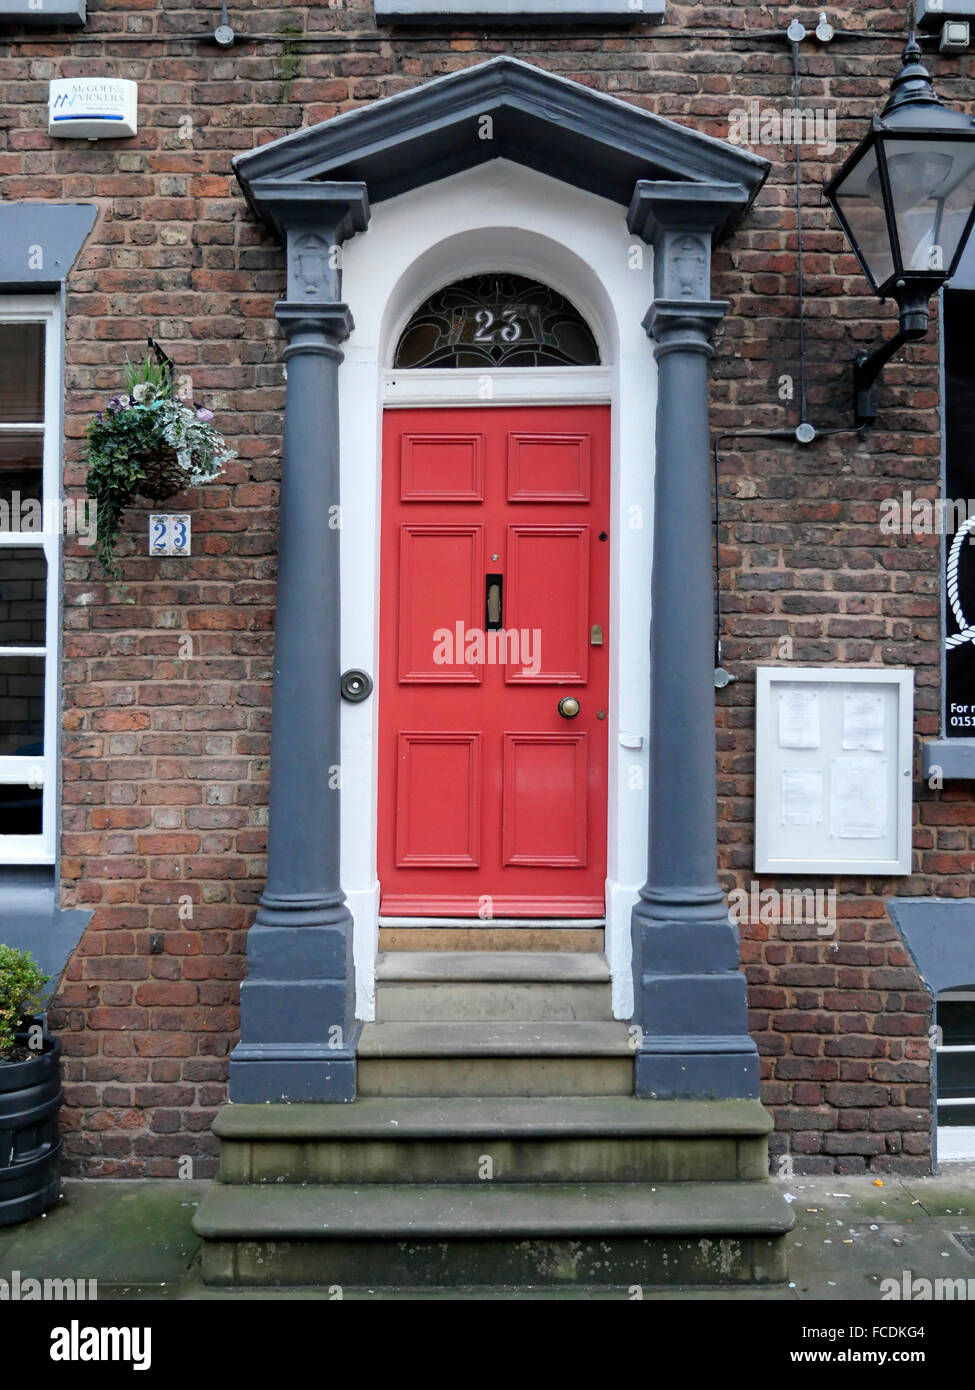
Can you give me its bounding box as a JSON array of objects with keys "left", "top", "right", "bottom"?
[
  {"left": 0, "top": 1171, "right": 973, "bottom": 1300},
  {"left": 0, "top": 1180, "right": 207, "bottom": 1288},
  {"left": 785, "top": 1174, "right": 975, "bottom": 1301}
]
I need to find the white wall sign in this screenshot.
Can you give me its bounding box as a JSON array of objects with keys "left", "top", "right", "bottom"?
[
  {"left": 755, "top": 667, "right": 914, "bottom": 875},
  {"left": 48, "top": 78, "right": 138, "bottom": 139}
]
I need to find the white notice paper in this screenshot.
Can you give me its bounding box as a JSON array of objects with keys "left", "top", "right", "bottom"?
[
  {"left": 781, "top": 768, "right": 824, "bottom": 826},
  {"left": 778, "top": 688, "right": 820, "bottom": 749},
  {"left": 830, "top": 756, "right": 887, "bottom": 839},
  {"left": 842, "top": 691, "right": 885, "bottom": 752}
]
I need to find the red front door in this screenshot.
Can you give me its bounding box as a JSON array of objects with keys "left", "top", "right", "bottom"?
[{"left": 378, "top": 405, "right": 610, "bottom": 917}]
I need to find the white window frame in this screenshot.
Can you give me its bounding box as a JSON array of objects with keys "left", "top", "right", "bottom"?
[{"left": 0, "top": 295, "right": 62, "bottom": 865}]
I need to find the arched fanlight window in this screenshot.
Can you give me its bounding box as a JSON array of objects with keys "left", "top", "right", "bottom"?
[{"left": 394, "top": 273, "right": 600, "bottom": 369}]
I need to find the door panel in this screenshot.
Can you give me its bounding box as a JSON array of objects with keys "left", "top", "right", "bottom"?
[
  {"left": 505, "top": 525, "right": 590, "bottom": 683},
  {"left": 379, "top": 405, "right": 610, "bottom": 918},
  {"left": 507, "top": 432, "right": 591, "bottom": 503},
  {"left": 395, "top": 732, "right": 481, "bottom": 868},
  {"left": 398, "top": 524, "right": 483, "bottom": 683},
  {"left": 502, "top": 733, "right": 588, "bottom": 867},
  {"left": 400, "top": 432, "right": 484, "bottom": 501}
]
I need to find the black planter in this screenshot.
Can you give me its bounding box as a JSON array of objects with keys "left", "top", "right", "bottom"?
[{"left": 0, "top": 1030, "right": 62, "bottom": 1227}]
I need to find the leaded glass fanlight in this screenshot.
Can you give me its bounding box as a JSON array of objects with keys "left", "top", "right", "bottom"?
[{"left": 394, "top": 274, "right": 600, "bottom": 369}]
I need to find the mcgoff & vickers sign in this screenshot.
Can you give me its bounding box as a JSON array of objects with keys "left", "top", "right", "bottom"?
[{"left": 47, "top": 78, "right": 138, "bottom": 139}]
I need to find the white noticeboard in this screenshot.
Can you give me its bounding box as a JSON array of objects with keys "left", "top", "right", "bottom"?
[{"left": 755, "top": 667, "right": 913, "bottom": 875}]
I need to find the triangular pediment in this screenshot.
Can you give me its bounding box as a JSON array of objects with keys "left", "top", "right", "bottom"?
[{"left": 235, "top": 56, "right": 768, "bottom": 234}]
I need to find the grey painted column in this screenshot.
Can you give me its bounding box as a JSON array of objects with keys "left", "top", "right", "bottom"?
[
  {"left": 627, "top": 181, "right": 760, "bottom": 1101},
  {"left": 229, "top": 180, "right": 370, "bottom": 1103}
]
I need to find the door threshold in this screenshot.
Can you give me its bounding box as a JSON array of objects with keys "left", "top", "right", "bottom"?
[{"left": 379, "top": 917, "right": 606, "bottom": 929}]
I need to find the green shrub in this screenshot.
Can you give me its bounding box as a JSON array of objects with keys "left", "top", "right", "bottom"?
[{"left": 0, "top": 945, "right": 50, "bottom": 1058}]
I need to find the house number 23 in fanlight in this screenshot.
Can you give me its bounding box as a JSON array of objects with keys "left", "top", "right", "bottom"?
[
  {"left": 149, "top": 514, "right": 191, "bottom": 557},
  {"left": 473, "top": 309, "right": 523, "bottom": 342}
]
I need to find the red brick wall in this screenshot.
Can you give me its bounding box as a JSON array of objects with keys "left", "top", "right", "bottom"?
[{"left": 0, "top": 2, "right": 961, "bottom": 1174}]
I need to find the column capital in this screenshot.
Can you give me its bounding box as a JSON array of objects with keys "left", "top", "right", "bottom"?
[
  {"left": 643, "top": 299, "right": 728, "bottom": 358},
  {"left": 249, "top": 177, "right": 370, "bottom": 304},
  {"left": 627, "top": 179, "right": 751, "bottom": 246},
  {"left": 274, "top": 301, "right": 355, "bottom": 354},
  {"left": 628, "top": 180, "right": 750, "bottom": 307}
]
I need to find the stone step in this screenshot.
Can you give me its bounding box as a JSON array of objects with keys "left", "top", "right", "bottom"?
[
  {"left": 375, "top": 952, "right": 614, "bottom": 1021},
  {"left": 214, "top": 1097, "right": 773, "bottom": 1185},
  {"left": 379, "top": 926, "right": 604, "bottom": 952},
  {"left": 194, "top": 1179, "right": 794, "bottom": 1288},
  {"left": 375, "top": 951, "right": 611, "bottom": 982},
  {"left": 357, "top": 1020, "right": 634, "bottom": 1096},
  {"left": 376, "top": 983, "right": 613, "bottom": 1021}
]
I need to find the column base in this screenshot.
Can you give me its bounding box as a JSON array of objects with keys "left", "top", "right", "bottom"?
[
  {"left": 631, "top": 906, "right": 759, "bottom": 1100},
  {"left": 232, "top": 915, "right": 358, "bottom": 1103},
  {"left": 229, "top": 1030, "right": 361, "bottom": 1103},
  {"left": 634, "top": 1039, "right": 760, "bottom": 1100}
]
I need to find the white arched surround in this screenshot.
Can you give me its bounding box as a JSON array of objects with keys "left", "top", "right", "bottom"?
[{"left": 337, "top": 159, "right": 656, "bottom": 1020}]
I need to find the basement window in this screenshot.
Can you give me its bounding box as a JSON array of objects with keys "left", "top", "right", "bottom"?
[{"left": 936, "top": 989, "right": 975, "bottom": 1163}]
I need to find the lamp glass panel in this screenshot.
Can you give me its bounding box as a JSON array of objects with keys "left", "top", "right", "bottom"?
[
  {"left": 882, "top": 137, "right": 975, "bottom": 274},
  {"left": 830, "top": 141, "right": 896, "bottom": 290}
]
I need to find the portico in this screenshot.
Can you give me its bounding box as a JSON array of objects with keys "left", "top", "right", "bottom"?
[{"left": 226, "top": 56, "right": 770, "bottom": 1105}]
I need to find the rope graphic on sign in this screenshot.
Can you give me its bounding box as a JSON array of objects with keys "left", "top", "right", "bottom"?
[{"left": 946, "top": 514, "right": 975, "bottom": 649}]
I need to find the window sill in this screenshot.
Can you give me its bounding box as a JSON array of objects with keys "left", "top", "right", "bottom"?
[
  {"left": 374, "top": 0, "right": 664, "bottom": 24},
  {"left": 0, "top": 865, "right": 90, "bottom": 982},
  {"left": 922, "top": 739, "right": 975, "bottom": 781},
  {"left": 0, "top": 0, "right": 85, "bottom": 27}
]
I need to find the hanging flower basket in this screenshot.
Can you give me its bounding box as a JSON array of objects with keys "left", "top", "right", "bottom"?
[
  {"left": 135, "top": 441, "right": 190, "bottom": 503},
  {"left": 84, "top": 353, "right": 236, "bottom": 579}
]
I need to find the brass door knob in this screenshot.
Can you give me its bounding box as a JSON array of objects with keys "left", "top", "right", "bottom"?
[{"left": 558, "top": 696, "right": 581, "bottom": 719}]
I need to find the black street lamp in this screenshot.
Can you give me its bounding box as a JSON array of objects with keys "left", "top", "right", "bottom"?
[{"left": 825, "top": 34, "right": 975, "bottom": 426}]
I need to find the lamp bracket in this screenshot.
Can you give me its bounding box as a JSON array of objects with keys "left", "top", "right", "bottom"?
[{"left": 853, "top": 284, "right": 933, "bottom": 427}]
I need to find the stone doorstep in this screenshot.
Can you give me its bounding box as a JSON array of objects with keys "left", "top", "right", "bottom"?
[
  {"left": 194, "top": 1181, "right": 794, "bottom": 1288},
  {"left": 223, "top": 1138, "right": 767, "bottom": 1185},
  {"left": 213, "top": 1098, "right": 773, "bottom": 1187},
  {"left": 213, "top": 1097, "right": 775, "bottom": 1141},
  {"left": 375, "top": 981, "right": 614, "bottom": 1023},
  {"left": 375, "top": 950, "right": 611, "bottom": 982},
  {"left": 357, "top": 1056, "right": 634, "bottom": 1098},
  {"left": 195, "top": 1179, "right": 794, "bottom": 1240},
  {"left": 357, "top": 1020, "right": 633, "bottom": 1056},
  {"left": 374, "top": 956, "right": 615, "bottom": 1024},
  {"left": 355, "top": 1023, "right": 638, "bottom": 1097},
  {"left": 378, "top": 928, "right": 604, "bottom": 952}
]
